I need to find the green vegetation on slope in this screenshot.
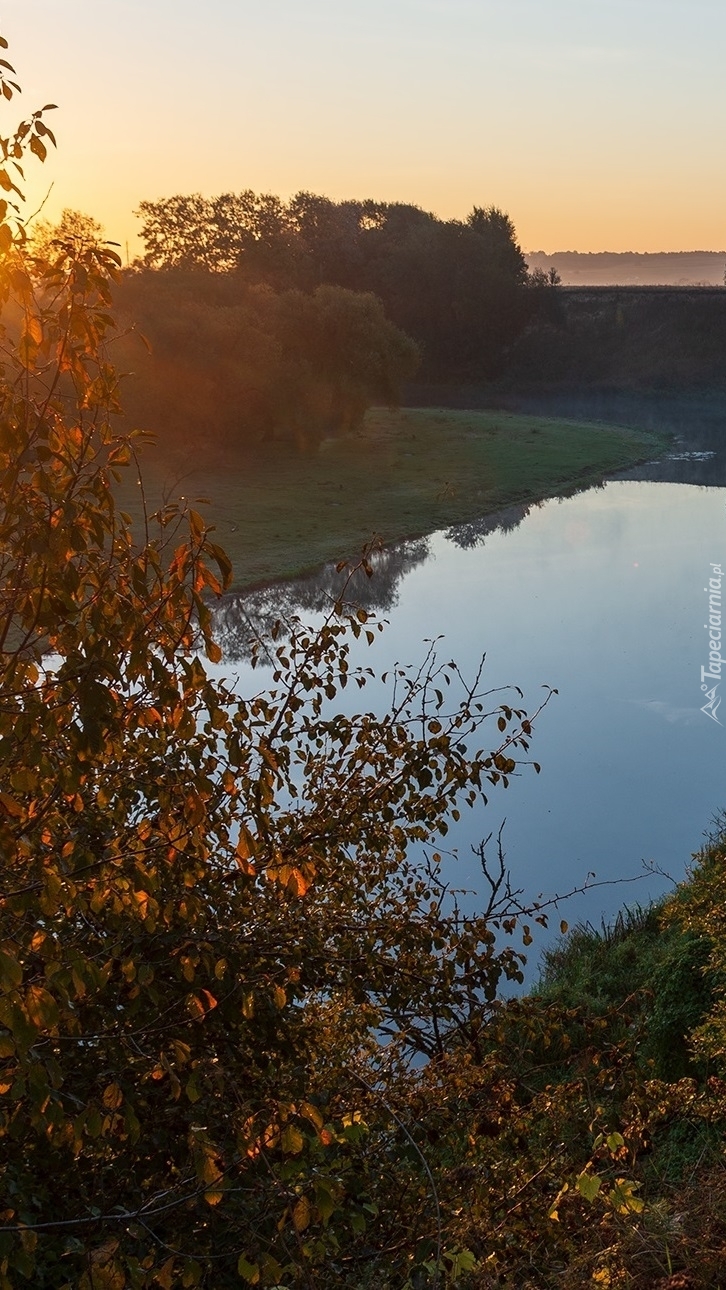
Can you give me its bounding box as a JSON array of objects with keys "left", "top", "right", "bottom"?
[
  {"left": 504, "top": 285, "right": 726, "bottom": 391},
  {"left": 536, "top": 903, "right": 714, "bottom": 1081},
  {"left": 122, "top": 406, "right": 666, "bottom": 589},
  {"left": 494, "top": 823, "right": 726, "bottom": 1287}
]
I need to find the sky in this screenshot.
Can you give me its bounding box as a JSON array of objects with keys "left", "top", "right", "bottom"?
[{"left": 3, "top": 0, "right": 725, "bottom": 257}]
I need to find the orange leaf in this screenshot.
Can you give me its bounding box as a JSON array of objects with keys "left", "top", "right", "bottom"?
[
  {"left": 288, "top": 867, "right": 311, "bottom": 897},
  {"left": 25, "top": 985, "right": 58, "bottom": 1032},
  {"left": 187, "top": 995, "right": 205, "bottom": 1022}
]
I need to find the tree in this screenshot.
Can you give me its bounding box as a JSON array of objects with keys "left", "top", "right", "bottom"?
[
  {"left": 134, "top": 192, "right": 300, "bottom": 282},
  {"left": 113, "top": 273, "right": 419, "bottom": 457},
  {"left": 528, "top": 267, "right": 558, "bottom": 289},
  {"left": 0, "top": 34, "right": 566, "bottom": 1288},
  {"left": 134, "top": 193, "right": 223, "bottom": 271},
  {"left": 273, "top": 284, "right": 420, "bottom": 436},
  {"left": 466, "top": 206, "right": 528, "bottom": 281},
  {"left": 30, "top": 207, "right": 105, "bottom": 260}
]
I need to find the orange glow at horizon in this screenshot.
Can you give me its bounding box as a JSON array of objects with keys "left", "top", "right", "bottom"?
[{"left": 7, "top": 0, "right": 726, "bottom": 260}]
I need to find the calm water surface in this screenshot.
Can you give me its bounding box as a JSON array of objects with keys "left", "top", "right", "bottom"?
[{"left": 217, "top": 441, "right": 726, "bottom": 953}]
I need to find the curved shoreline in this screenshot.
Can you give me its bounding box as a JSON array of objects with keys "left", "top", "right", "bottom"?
[{"left": 127, "top": 407, "right": 670, "bottom": 592}]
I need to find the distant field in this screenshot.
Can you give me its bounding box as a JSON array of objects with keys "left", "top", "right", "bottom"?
[{"left": 118, "top": 407, "right": 668, "bottom": 590}]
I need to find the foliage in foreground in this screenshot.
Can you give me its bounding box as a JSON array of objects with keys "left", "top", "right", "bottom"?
[{"left": 0, "top": 38, "right": 570, "bottom": 1287}]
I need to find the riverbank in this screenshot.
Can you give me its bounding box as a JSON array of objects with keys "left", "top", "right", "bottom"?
[
  {"left": 414, "top": 820, "right": 726, "bottom": 1288},
  {"left": 123, "top": 406, "right": 668, "bottom": 590}
]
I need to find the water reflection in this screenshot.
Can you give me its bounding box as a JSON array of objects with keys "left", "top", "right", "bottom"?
[
  {"left": 216, "top": 461, "right": 726, "bottom": 967},
  {"left": 619, "top": 448, "right": 725, "bottom": 488},
  {"left": 215, "top": 496, "right": 560, "bottom": 662},
  {"left": 215, "top": 537, "right": 429, "bottom": 662},
  {"left": 446, "top": 500, "right": 531, "bottom": 550},
  {"left": 214, "top": 391, "right": 726, "bottom": 962}
]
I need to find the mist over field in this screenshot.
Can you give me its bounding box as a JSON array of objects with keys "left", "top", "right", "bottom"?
[{"left": 527, "top": 249, "right": 726, "bottom": 285}]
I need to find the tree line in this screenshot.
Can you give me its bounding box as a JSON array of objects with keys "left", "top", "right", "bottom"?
[
  {"left": 135, "top": 191, "right": 553, "bottom": 383},
  {"left": 38, "top": 196, "right": 559, "bottom": 460}
]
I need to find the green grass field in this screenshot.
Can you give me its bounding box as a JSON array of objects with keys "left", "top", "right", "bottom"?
[{"left": 119, "top": 407, "right": 668, "bottom": 590}]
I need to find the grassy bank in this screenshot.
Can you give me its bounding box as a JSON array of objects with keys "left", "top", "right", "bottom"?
[
  {"left": 490, "top": 826, "right": 726, "bottom": 1288},
  {"left": 122, "top": 406, "right": 667, "bottom": 590}
]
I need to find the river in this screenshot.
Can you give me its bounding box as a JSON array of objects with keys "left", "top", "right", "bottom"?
[{"left": 215, "top": 409, "right": 726, "bottom": 966}]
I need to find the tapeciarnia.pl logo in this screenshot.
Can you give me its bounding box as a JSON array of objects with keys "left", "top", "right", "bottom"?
[{"left": 701, "top": 562, "right": 724, "bottom": 724}]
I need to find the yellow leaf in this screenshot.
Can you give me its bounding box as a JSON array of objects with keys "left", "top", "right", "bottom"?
[
  {"left": 185, "top": 1072, "right": 201, "bottom": 1103},
  {"left": 292, "top": 1195, "right": 312, "bottom": 1232},
  {"left": 234, "top": 828, "right": 256, "bottom": 875},
  {"left": 21, "top": 313, "right": 42, "bottom": 347},
  {"left": 155, "top": 1257, "right": 176, "bottom": 1289},
  {"left": 300, "top": 1101, "right": 324, "bottom": 1131},
  {"left": 281, "top": 1125, "right": 304, "bottom": 1156},
  {"left": 608, "top": 1178, "right": 644, "bottom": 1215},
  {"left": 102, "top": 1083, "right": 123, "bottom": 1111},
  {"left": 133, "top": 890, "right": 149, "bottom": 919},
  {"left": 288, "top": 867, "right": 311, "bottom": 897},
  {"left": 576, "top": 1171, "right": 602, "bottom": 1203},
  {"left": 25, "top": 985, "right": 59, "bottom": 1032},
  {"left": 200, "top": 1152, "right": 222, "bottom": 1186},
  {"left": 187, "top": 995, "right": 205, "bottom": 1022},
  {"left": 188, "top": 508, "right": 206, "bottom": 542},
  {"left": 0, "top": 950, "right": 22, "bottom": 992},
  {"left": 237, "top": 1256, "right": 260, "bottom": 1285},
  {"left": 548, "top": 1181, "right": 568, "bottom": 1222},
  {"left": 0, "top": 792, "right": 23, "bottom": 819},
  {"left": 91, "top": 1238, "right": 120, "bottom": 1265}
]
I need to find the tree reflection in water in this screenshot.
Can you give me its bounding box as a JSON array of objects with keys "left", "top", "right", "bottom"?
[
  {"left": 445, "top": 500, "right": 530, "bottom": 550},
  {"left": 214, "top": 468, "right": 654, "bottom": 665},
  {"left": 214, "top": 537, "right": 430, "bottom": 662},
  {"left": 214, "top": 496, "right": 563, "bottom": 662}
]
